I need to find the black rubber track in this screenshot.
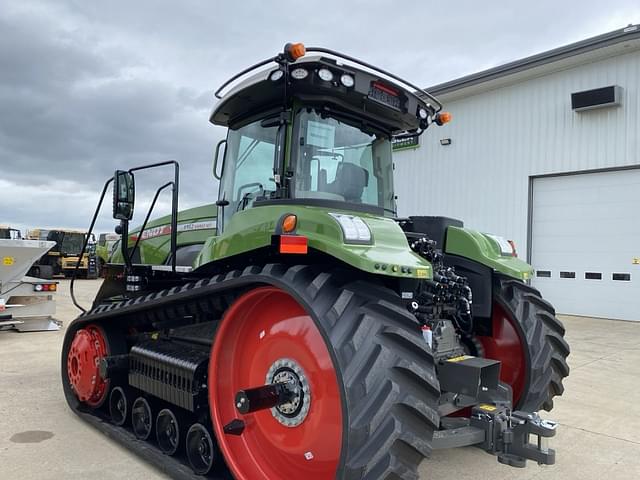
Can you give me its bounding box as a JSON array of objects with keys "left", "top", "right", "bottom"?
[
  {"left": 62, "top": 264, "right": 441, "bottom": 480},
  {"left": 493, "top": 274, "right": 571, "bottom": 412}
]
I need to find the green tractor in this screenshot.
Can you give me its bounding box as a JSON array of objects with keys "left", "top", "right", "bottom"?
[
  {"left": 94, "top": 205, "right": 217, "bottom": 276},
  {"left": 96, "top": 233, "right": 120, "bottom": 271},
  {"left": 63, "top": 43, "right": 569, "bottom": 479}
]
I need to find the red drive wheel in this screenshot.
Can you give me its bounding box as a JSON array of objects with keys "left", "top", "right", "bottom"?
[
  {"left": 209, "top": 286, "right": 342, "bottom": 480},
  {"left": 477, "top": 302, "right": 527, "bottom": 406},
  {"left": 479, "top": 276, "right": 570, "bottom": 413},
  {"left": 66, "top": 324, "right": 110, "bottom": 407}
]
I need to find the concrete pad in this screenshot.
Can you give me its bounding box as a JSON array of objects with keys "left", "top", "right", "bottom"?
[
  {"left": 1, "top": 280, "right": 639, "bottom": 479},
  {"left": 0, "top": 280, "right": 166, "bottom": 480}
]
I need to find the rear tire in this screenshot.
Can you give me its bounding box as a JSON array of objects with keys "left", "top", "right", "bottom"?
[
  {"left": 209, "top": 266, "right": 440, "bottom": 480},
  {"left": 480, "top": 274, "right": 570, "bottom": 412},
  {"left": 38, "top": 265, "right": 53, "bottom": 279},
  {"left": 40, "top": 265, "right": 53, "bottom": 280}
]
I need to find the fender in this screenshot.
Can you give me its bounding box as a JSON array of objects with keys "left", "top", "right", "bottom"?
[
  {"left": 195, "top": 204, "right": 433, "bottom": 280},
  {"left": 445, "top": 226, "right": 533, "bottom": 282}
]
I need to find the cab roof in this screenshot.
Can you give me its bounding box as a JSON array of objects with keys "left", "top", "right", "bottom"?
[{"left": 210, "top": 47, "right": 442, "bottom": 135}]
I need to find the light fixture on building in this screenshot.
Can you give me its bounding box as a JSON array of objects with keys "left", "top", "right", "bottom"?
[{"left": 440, "top": 138, "right": 452, "bottom": 146}]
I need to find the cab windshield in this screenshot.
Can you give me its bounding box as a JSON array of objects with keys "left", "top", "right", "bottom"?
[
  {"left": 293, "top": 109, "right": 394, "bottom": 213},
  {"left": 60, "top": 233, "right": 84, "bottom": 255}
]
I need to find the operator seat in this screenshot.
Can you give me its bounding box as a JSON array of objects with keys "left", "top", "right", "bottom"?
[{"left": 327, "top": 162, "right": 369, "bottom": 203}]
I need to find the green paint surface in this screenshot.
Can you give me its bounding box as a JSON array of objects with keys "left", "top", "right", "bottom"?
[
  {"left": 110, "top": 203, "right": 217, "bottom": 265},
  {"left": 96, "top": 244, "right": 111, "bottom": 263},
  {"left": 445, "top": 226, "right": 533, "bottom": 281},
  {"left": 196, "top": 204, "right": 432, "bottom": 279},
  {"left": 108, "top": 199, "right": 533, "bottom": 284}
]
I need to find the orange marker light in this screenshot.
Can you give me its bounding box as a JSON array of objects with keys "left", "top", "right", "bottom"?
[
  {"left": 285, "top": 42, "right": 306, "bottom": 61},
  {"left": 435, "top": 111, "right": 452, "bottom": 126},
  {"left": 282, "top": 214, "right": 297, "bottom": 233}
]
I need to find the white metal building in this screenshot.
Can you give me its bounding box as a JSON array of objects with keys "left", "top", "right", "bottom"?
[{"left": 395, "top": 25, "right": 640, "bottom": 321}]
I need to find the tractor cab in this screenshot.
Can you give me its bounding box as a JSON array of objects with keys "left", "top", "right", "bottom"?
[
  {"left": 48, "top": 229, "right": 86, "bottom": 256},
  {"left": 211, "top": 44, "right": 450, "bottom": 232}
]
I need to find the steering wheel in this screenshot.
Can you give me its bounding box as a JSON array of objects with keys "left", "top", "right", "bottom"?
[
  {"left": 236, "top": 182, "right": 263, "bottom": 201},
  {"left": 236, "top": 182, "right": 264, "bottom": 211}
]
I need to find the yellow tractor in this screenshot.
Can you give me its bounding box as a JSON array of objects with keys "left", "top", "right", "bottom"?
[{"left": 26, "top": 228, "right": 97, "bottom": 279}]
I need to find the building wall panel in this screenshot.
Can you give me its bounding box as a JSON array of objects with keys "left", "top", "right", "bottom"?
[{"left": 395, "top": 48, "right": 640, "bottom": 254}]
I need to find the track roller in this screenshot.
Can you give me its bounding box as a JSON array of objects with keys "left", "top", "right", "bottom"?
[
  {"left": 186, "top": 423, "right": 216, "bottom": 475},
  {"left": 156, "top": 408, "right": 182, "bottom": 455},
  {"left": 131, "top": 397, "right": 153, "bottom": 440},
  {"left": 109, "top": 386, "right": 131, "bottom": 426}
]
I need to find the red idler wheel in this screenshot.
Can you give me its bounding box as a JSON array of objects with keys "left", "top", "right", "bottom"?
[
  {"left": 209, "top": 286, "right": 342, "bottom": 480},
  {"left": 66, "top": 324, "right": 110, "bottom": 407},
  {"left": 477, "top": 302, "right": 526, "bottom": 406}
]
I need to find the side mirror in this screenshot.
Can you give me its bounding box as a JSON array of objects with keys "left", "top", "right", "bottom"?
[{"left": 113, "top": 170, "right": 135, "bottom": 220}]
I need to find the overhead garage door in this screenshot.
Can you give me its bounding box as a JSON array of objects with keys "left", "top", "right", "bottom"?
[{"left": 531, "top": 169, "right": 640, "bottom": 321}]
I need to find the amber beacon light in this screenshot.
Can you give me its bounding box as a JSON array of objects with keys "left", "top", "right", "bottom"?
[
  {"left": 285, "top": 42, "right": 306, "bottom": 61},
  {"left": 435, "top": 111, "right": 452, "bottom": 126}
]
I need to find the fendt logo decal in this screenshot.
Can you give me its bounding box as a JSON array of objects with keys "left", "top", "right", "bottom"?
[{"left": 130, "top": 220, "right": 216, "bottom": 241}]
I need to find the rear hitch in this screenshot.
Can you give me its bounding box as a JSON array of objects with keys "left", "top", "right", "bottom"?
[
  {"left": 433, "top": 404, "right": 557, "bottom": 468},
  {"left": 470, "top": 405, "right": 557, "bottom": 467},
  {"left": 433, "top": 355, "right": 558, "bottom": 467}
]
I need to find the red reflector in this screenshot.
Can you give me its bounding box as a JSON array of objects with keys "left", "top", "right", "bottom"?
[
  {"left": 279, "top": 235, "right": 308, "bottom": 254},
  {"left": 372, "top": 81, "right": 399, "bottom": 96}
]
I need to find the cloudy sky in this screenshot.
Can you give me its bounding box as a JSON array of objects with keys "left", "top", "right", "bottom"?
[{"left": 1, "top": 0, "right": 639, "bottom": 234}]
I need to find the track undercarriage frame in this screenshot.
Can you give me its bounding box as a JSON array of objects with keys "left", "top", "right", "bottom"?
[{"left": 64, "top": 262, "right": 557, "bottom": 479}]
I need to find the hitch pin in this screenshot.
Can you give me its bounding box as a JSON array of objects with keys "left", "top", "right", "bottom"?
[
  {"left": 538, "top": 434, "right": 549, "bottom": 454},
  {"left": 537, "top": 419, "right": 557, "bottom": 455}
]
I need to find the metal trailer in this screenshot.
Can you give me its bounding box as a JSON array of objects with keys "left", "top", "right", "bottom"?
[{"left": 0, "top": 238, "right": 61, "bottom": 332}]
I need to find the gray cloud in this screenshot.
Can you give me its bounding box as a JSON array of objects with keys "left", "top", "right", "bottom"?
[{"left": 0, "top": 0, "right": 639, "bottom": 233}]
